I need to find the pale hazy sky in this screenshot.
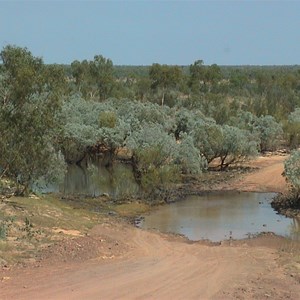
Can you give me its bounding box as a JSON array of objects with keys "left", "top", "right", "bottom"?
[{"left": 1, "top": 0, "right": 299, "bottom": 65}]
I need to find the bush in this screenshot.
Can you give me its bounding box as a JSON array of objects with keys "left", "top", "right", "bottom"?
[{"left": 284, "top": 150, "right": 300, "bottom": 194}]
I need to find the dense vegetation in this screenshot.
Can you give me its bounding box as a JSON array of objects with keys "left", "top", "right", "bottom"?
[{"left": 1, "top": 45, "right": 300, "bottom": 199}]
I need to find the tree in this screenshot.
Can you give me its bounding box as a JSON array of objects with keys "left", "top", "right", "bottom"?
[
  {"left": 189, "top": 60, "right": 205, "bottom": 91},
  {"left": 218, "top": 125, "right": 258, "bottom": 170},
  {"left": 230, "top": 111, "right": 283, "bottom": 152},
  {"left": 60, "top": 95, "right": 102, "bottom": 163},
  {"left": 229, "top": 69, "right": 249, "bottom": 90},
  {"left": 205, "top": 64, "right": 222, "bottom": 85},
  {"left": 126, "top": 123, "right": 179, "bottom": 194},
  {"left": 0, "top": 45, "right": 66, "bottom": 195},
  {"left": 284, "top": 150, "right": 300, "bottom": 195},
  {"left": 60, "top": 96, "right": 130, "bottom": 165},
  {"left": 285, "top": 108, "right": 300, "bottom": 148},
  {"left": 175, "top": 133, "right": 207, "bottom": 174},
  {"left": 90, "top": 55, "right": 115, "bottom": 101},
  {"left": 254, "top": 115, "right": 283, "bottom": 151},
  {"left": 174, "top": 108, "right": 207, "bottom": 138},
  {"left": 135, "top": 77, "right": 151, "bottom": 101},
  {"left": 149, "top": 63, "right": 182, "bottom": 106},
  {"left": 71, "top": 55, "right": 115, "bottom": 101},
  {"left": 189, "top": 60, "right": 222, "bottom": 93},
  {"left": 70, "top": 59, "right": 94, "bottom": 98},
  {"left": 191, "top": 120, "right": 258, "bottom": 170},
  {"left": 192, "top": 120, "right": 224, "bottom": 164}
]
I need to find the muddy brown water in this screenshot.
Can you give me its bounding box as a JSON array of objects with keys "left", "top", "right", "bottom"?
[
  {"left": 140, "top": 192, "right": 300, "bottom": 242},
  {"left": 41, "top": 162, "right": 300, "bottom": 243}
]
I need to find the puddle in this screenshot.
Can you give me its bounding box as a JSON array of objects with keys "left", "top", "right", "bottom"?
[{"left": 140, "top": 191, "right": 300, "bottom": 242}]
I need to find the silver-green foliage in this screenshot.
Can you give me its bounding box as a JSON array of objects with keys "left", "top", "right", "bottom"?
[
  {"left": 114, "top": 99, "right": 176, "bottom": 132},
  {"left": 125, "top": 122, "right": 207, "bottom": 192},
  {"left": 219, "top": 125, "right": 258, "bottom": 169},
  {"left": 230, "top": 111, "right": 283, "bottom": 152},
  {"left": 175, "top": 134, "right": 207, "bottom": 174},
  {"left": 60, "top": 95, "right": 102, "bottom": 161},
  {"left": 191, "top": 119, "right": 223, "bottom": 163},
  {"left": 284, "top": 150, "right": 300, "bottom": 193},
  {"left": 191, "top": 120, "right": 258, "bottom": 169},
  {"left": 60, "top": 96, "right": 130, "bottom": 161},
  {"left": 174, "top": 108, "right": 206, "bottom": 137},
  {"left": 126, "top": 122, "right": 177, "bottom": 165},
  {"left": 126, "top": 123, "right": 178, "bottom": 191},
  {"left": 255, "top": 115, "right": 283, "bottom": 151}
]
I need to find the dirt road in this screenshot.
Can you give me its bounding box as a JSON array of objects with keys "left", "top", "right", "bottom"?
[
  {"left": 1, "top": 155, "right": 299, "bottom": 299},
  {"left": 228, "top": 155, "right": 288, "bottom": 193}
]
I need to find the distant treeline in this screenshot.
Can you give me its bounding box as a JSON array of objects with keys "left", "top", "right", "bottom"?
[{"left": 57, "top": 63, "right": 300, "bottom": 79}]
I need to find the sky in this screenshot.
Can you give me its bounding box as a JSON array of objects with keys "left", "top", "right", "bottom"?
[{"left": 0, "top": 0, "right": 300, "bottom": 66}]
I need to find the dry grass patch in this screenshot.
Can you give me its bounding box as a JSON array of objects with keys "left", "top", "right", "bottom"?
[
  {"left": 112, "top": 201, "right": 150, "bottom": 217},
  {"left": 278, "top": 239, "right": 300, "bottom": 282},
  {"left": 0, "top": 194, "right": 104, "bottom": 265}
]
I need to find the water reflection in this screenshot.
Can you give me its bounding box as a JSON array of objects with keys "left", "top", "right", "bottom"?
[
  {"left": 60, "top": 159, "right": 140, "bottom": 198},
  {"left": 141, "top": 192, "right": 300, "bottom": 242}
]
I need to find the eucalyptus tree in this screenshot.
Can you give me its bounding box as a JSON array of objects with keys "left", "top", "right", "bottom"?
[
  {"left": 60, "top": 96, "right": 178, "bottom": 171},
  {"left": 149, "top": 63, "right": 182, "bottom": 106},
  {"left": 229, "top": 110, "right": 258, "bottom": 132},
  {"left": 173, "top": 108, "right": 223, "bottom": 162},
  {"left": 204, "top": 64, "right": 222, "bottom": 86},
  {"left": 71, "top": 54, "right": 115, "bottom": 101},
  {"left": 229, "top": 69, "right": 249, "bottom": 90},
  {"left": 189, "top": 59, "right": 205, "bottom": 92},
  {"left": 0, "top": 45, "right": 66, "bottom": 195},
  {"left": 189, "top": 60, "right": 222, "bottom": 93},
  {"left": 135, "top": 77, "right": 152, "bottom": 101},
  {"left": 97, "top": 112, "right": 130, "bottom": 164},
  {"left": 90, "top": 55, "right": 115, "bottom": 101},
  {"left": 285, "top": 108, "right": 300, "bottom": 148},
  {"left": 197, "top": 93, "right": 233, "bottom": 125},
  {"left": 70, "top": 59, "right": 95, "bottom": 99}
]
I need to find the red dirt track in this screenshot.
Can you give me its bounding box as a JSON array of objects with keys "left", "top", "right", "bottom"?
[{"left": 1, "top": 155, "right": 299, "bottom": 300}]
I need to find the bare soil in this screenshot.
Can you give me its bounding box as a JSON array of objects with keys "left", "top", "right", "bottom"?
[
  {"left": 1, "top": 155, "right": 300, "bottom": 300},
  {"left": 223, "top": 155, "right": 288, "bottom": 193}
]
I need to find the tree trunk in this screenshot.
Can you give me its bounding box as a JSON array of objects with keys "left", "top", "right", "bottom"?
[
  {"left": 131, "top": 155, "right": 142, "bottom": 185},
  {"left": 15, "top": 183, "right": 30, "bottom": 197},
  {"left": 161, "top": 91, "right": 165, "bottom": 107}
]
